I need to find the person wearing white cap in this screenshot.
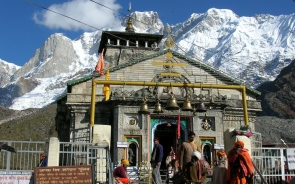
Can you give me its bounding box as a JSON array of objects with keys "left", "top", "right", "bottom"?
[{"left": 183, "top": 151, "right": 208, "bottom": 184}]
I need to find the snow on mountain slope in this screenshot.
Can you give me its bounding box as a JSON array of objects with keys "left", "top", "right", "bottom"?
[
  {"left": 0, "top": 59, "right": 20, "bottom": 87},
  {"left": 171, "top": 9, "right": 295, "bottom": 86},
  {"left": 1, "top": 9, "right": 295, "bottom": 110}
]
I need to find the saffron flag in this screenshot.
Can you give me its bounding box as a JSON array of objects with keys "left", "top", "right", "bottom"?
[
  {"left": 177, "top": 109, "right": 180, "bottom": 138},
  {"left": 95, "top": 48, "right": 105, "bottom": 76},
  {"left": 128, "top": 2, "right": 131, "bottom": 12}
]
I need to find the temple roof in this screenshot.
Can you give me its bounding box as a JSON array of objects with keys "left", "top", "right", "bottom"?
[{"left": 66, "top": 49, "right": 261, "bottom": 96}]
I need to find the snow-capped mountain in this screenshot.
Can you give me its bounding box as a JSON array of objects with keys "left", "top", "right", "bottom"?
[
  {"left": 1, "top": 9, "right": 295, "bottom": 110},
  {"left": 0, "top": 59, "right": 20, "bottom": 87}
]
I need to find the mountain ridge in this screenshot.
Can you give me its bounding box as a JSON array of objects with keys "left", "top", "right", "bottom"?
[{"left": 1, "top": 9, "right": 295, "bottom": 110}]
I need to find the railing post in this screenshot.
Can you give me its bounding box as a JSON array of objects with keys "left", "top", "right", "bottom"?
[
  {"left": 48, "top": 137, "right": 60, "bottom": 166},
  {"left": 6, "top": 142, "right": 12, "bottom": 174},
  {"left": 280, "top": 148, "right": 285, "bottom": 181}
]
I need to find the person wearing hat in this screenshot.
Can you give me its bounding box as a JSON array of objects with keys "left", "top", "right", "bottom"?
[
  {"left": 183, "top": 150, "right": 208, "bottom": 184},
  {"left": 113, "top": 159, "right": 137, "bottom": 184},
  {"left": 226, "top": 140, "right": 253, "bottom": 184},
  {"left": 151, "top": 137, "right": 163, "bottom": 184},
  {"left": 212, "top": 149, "right": 227, "bottom": 184}
]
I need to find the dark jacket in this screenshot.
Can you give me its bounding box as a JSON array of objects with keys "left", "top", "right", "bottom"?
[
  {"left": 151, "top": 144, "right": 163, "bottom": 163},
  {"left": 39, "top": 158, "right": 48, "bottom": 167}
]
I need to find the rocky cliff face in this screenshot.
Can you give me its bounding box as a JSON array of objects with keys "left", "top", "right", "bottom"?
[
  {"left": 0, "top": 33, "right": 98, "bottom": 107},
  {"left": 11, "top": 34, "right": 78, "bottom": 80},
  {"left": 0, "top": 59, "right": 20, "bottom": 87},
  {"left": 257, "top": 60, "right": 295, "bottom": 118}
]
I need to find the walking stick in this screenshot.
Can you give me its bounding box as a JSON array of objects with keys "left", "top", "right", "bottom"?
[{"left": 252, "top": 161, "right": 268, "bottom": 184}]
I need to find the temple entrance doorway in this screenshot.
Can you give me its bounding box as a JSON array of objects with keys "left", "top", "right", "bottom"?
[{"left": 154, "top": 123, "right": 185, "bottom": 170}]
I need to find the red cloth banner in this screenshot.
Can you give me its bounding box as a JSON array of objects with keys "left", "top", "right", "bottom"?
[{"left": 177, "top": 110, "right": 180, "bottom": 138}]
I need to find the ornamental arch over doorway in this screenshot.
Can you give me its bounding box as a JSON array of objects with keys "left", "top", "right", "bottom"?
[
  {"left": 125, "top": 136, "right": 141, "bottom": 167},
  {"left": 200, "top": 138, "right": 215, "bottom": 167},
  {"left": 151, "top": 117, "right": 190, "bottom": 169}
]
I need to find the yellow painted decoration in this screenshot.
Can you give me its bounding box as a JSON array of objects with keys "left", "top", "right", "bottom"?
[
  {"left": 103, "top": 69, "right": 111, "bottom": 101},
  {"left": 160, "top": 72, "right": 181, "bottom": 77},
  {"left": 152, "top": 61, "right": 186, "bottom": 66},
  {"left": 166, "top": 52, "right": 173, "bottom": 60}
]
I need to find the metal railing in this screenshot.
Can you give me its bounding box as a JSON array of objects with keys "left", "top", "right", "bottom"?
[
  {"left": 0, "top": 140, "right": 47, "bottom": 174},
  {"left": 59, "top": 141, "right": 113, "bottom": 183},
  {"left": 1, "top": 139, "right": 295, "bottom": 184},
  {"left": 113, "top": 161, "right": 152, "bottom": 183},
  {"left": 252, "top": 147, "right": 295, "bottom": 184},
  {"left": 0, "top": 140, "right": 113, "bottom": 183}
]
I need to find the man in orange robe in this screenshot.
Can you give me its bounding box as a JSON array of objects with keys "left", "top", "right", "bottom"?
[{"left": 226, "top": 140, "right": 253, "bottom": 184}]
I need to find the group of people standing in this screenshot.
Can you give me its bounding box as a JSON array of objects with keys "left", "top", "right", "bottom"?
[
  {"left": 152, "top": 131, "right": 210, "bottom": 184},
  {"left": 113, "top": 131, "right": 254, "bottom": 184},
  {"left": 165, "top": 132, "right": 254, "bottom": 184}
]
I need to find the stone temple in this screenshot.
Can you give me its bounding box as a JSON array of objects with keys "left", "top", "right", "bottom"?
[{"left": 55, "top": 18, "right": 261, "bottom": 169}]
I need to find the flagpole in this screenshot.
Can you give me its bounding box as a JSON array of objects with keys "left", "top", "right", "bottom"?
[
  {"left": 177, "top": 109, "right": 181, "bottom": 160},
  {"left": 177, "top": 109, "right": 180, "bottom": 139}
]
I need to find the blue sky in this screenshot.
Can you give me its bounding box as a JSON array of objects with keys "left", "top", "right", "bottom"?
[{"left": 1, "top": 0, "right": 295, "bottom": 66}]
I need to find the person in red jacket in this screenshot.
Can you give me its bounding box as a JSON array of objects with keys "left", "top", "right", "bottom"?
[{"left": 226, "top": 140, "right": 253, "bottom": 184}]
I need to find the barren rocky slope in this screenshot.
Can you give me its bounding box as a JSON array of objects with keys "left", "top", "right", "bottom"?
[
  {"left": 0, "top": 104, "right": 57, "bottom": 141},
  {"left": 257, "top": 60, "right": 295, "bottom": 118},
  {"left": 254, "top": 116, "right": 295, "bottom": 143},
  {"left": 255, "top": 60, "right": 295, "bottom": 143}
]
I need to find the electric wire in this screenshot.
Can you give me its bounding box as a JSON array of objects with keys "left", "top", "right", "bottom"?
[
  {"left": 25, "top": 0, "right": 254, "bottom": 87},
  {"left": 25, "top": 0, "right": 256, "bottom": 71},
  {"left": 24, "top": 0, "right": 139, "bottom": 47},
  {"left": 25, "top": 0, "right": 282, "bottom": 90},
  {"left": 25, "top": 0, "right": 100, "bottom": 31},
  {"left": 89, "top": 0, "right": 151, "bottom": 27},
  {"left": 88, "top": 1, "right": 291, "bottom": 92}
]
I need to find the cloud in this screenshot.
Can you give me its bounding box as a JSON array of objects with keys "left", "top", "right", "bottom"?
[{"left": 33, "top": 0, "right": 122, "bottom": 31}]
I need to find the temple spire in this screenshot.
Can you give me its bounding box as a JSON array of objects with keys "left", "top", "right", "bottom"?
[
  {"left": 125, "top": 2, "right": 135, "bottom": 33},
  {"left": 125, "top": 18, "right": 135, "bottom": 33}
]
